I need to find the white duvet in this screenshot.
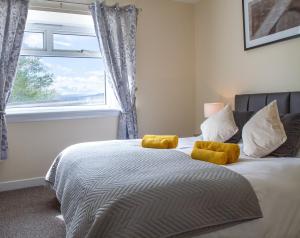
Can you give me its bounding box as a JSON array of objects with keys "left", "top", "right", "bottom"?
[{"left": 176, "top": 137, "right": 300, "bottom": 238}]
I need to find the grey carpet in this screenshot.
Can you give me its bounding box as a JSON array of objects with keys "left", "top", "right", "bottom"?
[{"left": 0, "top": 186, "right": 65, "bottom": 238}]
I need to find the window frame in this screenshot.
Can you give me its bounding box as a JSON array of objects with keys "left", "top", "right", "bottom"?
[
  {"left": 21, "top": 23, "right": 101, "bottom": 58},
  {"left": 6, "top": 21, "right": 119, "bottom": 122}
]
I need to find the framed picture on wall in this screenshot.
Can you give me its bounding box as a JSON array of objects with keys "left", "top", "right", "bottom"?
[{"left": 243, "top": 0, "right": 300, "bottom": 50}]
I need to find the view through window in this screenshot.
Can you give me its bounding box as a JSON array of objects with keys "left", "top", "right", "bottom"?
[{"left": 8, "top": 10, "right": 106, "bottom": 109}]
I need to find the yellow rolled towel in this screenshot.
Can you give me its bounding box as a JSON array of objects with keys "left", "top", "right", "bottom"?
[
  {"left": 193, "top": 141, "right": 240, "bottom": 164},
  {"left": 142, "top": 135, "right": 179, "bottom": 149},
  {"left": 141, "top": 138, "right": 169, "bottom": 149},
  {"left": 191, "top": 149, "right": 228, "bottom": 165}
]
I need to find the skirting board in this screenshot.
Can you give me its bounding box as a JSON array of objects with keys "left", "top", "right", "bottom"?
[{"left": 0, "top": 177, "right": 46, "bottom": 192}]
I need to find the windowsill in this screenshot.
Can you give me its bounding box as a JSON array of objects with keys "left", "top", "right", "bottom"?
[{"left": 6, "top": 105, "right": 120, "bottom": 123}]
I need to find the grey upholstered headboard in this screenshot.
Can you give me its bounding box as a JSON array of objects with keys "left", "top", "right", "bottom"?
[{"left": 235, "top": 92, "right": 300, "bottom": 115}]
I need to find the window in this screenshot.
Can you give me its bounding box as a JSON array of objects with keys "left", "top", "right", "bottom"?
[
  {"left": 23, "top": 32, "right": 44, "bottom": 50},
  {"left": 8, "top": 10, "right": 109, "bottom": 110},
  {"left": 53, "top": 34, "right": 100, "bottom": 52}
]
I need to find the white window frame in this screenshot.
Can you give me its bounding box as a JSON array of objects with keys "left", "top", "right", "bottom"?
[
  {"left": 6, "top": 22, "right": 120, "bottom": 122},
  {"left": 22, "top": 23, "right": 101, "bottom": 58}
]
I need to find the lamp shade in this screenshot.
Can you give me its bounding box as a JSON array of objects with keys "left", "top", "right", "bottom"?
[{"left": 204, "top": 102, "right": 224, "bottom": 118}]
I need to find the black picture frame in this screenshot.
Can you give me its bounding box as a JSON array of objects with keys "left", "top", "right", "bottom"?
[{"left": 242, "top": 0, "right": 300, "bottom": 51}]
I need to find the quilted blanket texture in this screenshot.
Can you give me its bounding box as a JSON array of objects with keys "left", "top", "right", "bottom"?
[{"left": 46, "top": 140, "right": 262, "bottom": 238}]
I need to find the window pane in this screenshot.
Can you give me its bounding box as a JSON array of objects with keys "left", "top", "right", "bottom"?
[
  {"left": 22, "top": 32, "right": 44, "bottom": 49},
  {"left": 53, "top": 34, "right": 100, "bottom": 52},
  {"left": 9, "top": 56, "right": 106, "bottom": 107}
]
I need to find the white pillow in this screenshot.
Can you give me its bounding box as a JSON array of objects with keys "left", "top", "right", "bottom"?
[
  {"left": 242, "top": 101, "right": 287, "bottom": 158},
  {"left": 201, "top": 105, "right": 238, "bottom": 142}
]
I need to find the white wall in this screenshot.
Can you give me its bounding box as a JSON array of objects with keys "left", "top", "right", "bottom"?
[
  {"left": 135, "top": 0, "right": 195, "bottom": 137},
  {"left": 194, "top": 0, "right": 300, "bottom": 132},
  {"left": 0, "top": 117, "right": 118, "bottom": 182},
  {"left": 0, "top": 0, "right": 196, "bottom": 183}
]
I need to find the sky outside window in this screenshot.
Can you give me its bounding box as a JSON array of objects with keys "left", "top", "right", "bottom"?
[
  {"left": 22, "top": 32, "right": 44, "bottom": 49},
  {"left": 53, "top": 34, "right": 100, "bottom": 52},
  {"left": 42, "top": 57, "right": 105, "bottom": 97}
]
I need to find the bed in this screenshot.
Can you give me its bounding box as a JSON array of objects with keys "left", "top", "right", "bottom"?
[{"left": 46, "top": 92, "right": 300, "bottom": 238}]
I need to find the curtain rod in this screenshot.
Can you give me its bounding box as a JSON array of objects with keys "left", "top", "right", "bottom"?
[{"left": 40, "top": 0, "right": 143, "bottom": 11}]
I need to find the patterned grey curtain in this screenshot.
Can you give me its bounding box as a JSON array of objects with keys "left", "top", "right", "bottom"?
[
  {"left": 90, "top": 2, "right": 139, "bottom": 139},
  {"left": 0, "top": 0, "right": 29, "bottom": 160}
]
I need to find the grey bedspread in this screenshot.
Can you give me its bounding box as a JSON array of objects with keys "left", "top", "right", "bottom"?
[{"left": 46, "top": 140, "right": 262, "bottom": 238}]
